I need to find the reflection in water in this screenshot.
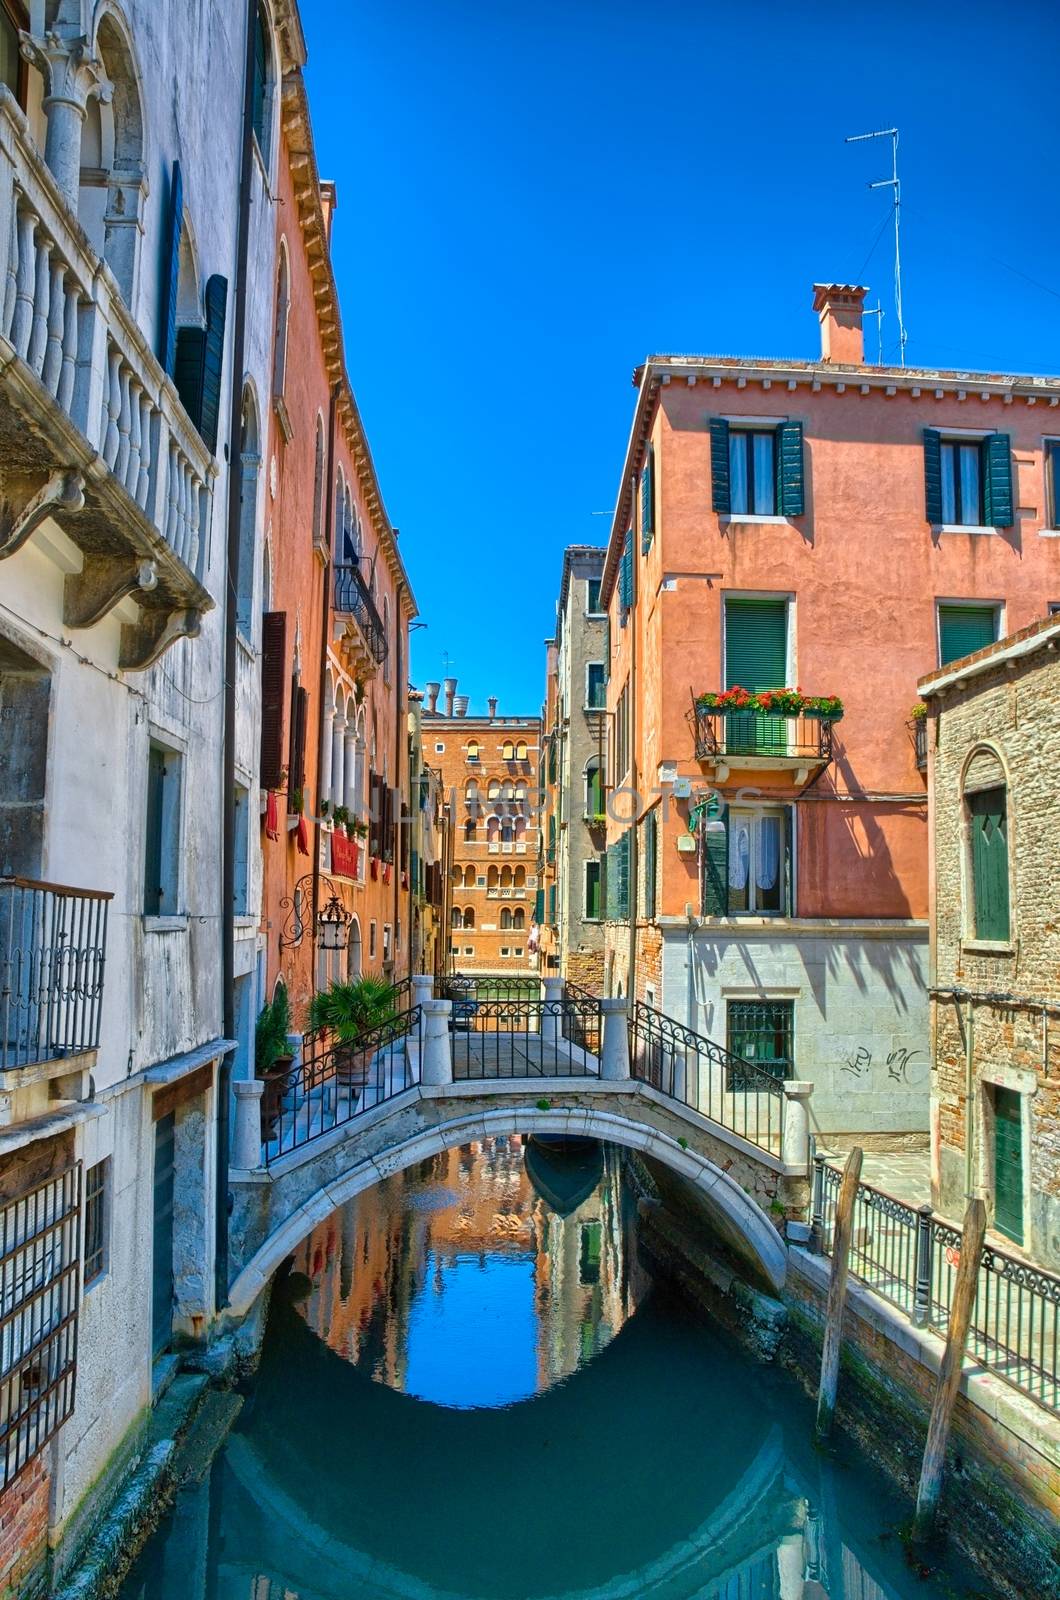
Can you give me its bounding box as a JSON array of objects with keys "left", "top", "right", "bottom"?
[
  {"left": 293, "top": 1135, "right": 639, "bottom": 1406},
  {"left": 119, "top": 1138, "right": 990, "bottom": 1600}
]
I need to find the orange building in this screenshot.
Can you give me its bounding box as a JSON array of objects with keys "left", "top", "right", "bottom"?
[
  {"left": 421, "top": 681, "right": 541, "bottom": 975},
  {"left": 598, "top": 282, "right": 1060, "bottom": 1141},
  {"left": 259, "top": 69, "right": 417, "bottom": 1021}
]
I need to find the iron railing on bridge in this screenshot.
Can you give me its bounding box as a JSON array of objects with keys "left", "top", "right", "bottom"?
[
  {"left": 629, "top": 1001, "right": 784, "bottom": 1155},
  {"left": 812, "top": 1157, "right": 1059, "bottom": 1413},
  {"left": 1, "top": 878, "right": 111, "bottom": 1072},
  {"left": 562, "top": 980, "right": 601, "bottom": 1058},
  {"left": 263, "top": 1006, "right": 424, "bottom": 1166},
  {"left": 442, "top": 976, "right": 599, "bottom": 1081}
]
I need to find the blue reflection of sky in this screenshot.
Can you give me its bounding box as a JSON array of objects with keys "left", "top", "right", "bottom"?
[{"left": 404, "top": 1249, "right": 539, "bottom": 1408}]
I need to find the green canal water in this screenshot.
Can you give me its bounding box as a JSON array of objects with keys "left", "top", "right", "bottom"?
[{"left": 120, "top": 1137, "right": 994, "bottom": 1600}]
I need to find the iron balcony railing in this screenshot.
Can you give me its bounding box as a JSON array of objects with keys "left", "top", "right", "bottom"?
[
  {"left": 629, "top": 1000, "right": 784, "bottom": 1155},
  {"left": 912, "top": 717, "right": 928, "bottom": 772},
  {"left": 442, "top": 976, "right": 600, "bottom": 1080},
  {"left": 690, "top": 707, "right": 835, "bottom": 764},
  {"left": 333, "top": 562, "right": 388, "bottom": 666},
  {"left": 812, "top": 1158, "right": 1060, "bottom": 1413},
  {"left": 0, "top": 879, "right": 111, "bottom": 1073}
]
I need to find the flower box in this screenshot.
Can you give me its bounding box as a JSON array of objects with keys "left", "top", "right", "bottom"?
[{"left": 695, "top": 687, "right": 844, "bottom": 721}]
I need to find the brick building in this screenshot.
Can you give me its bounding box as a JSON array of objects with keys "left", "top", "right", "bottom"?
[
  {"left": 422, "top": 681, "right": 541, "bottom": 975},
  {"left": 919, "top": 614, "right": 1060, "bottom": 1268},
  {"left": 597, "top": 282, "right": 1060, "bottom": 1143},
  {"left": 540, "top": 547, "right": 608, "bottom": 988}
]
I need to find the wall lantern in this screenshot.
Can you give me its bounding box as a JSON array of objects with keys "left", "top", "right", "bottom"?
[
  {"left": 317, "top": 893, "right": 350, "bottom": 950},
  {"left": 687, "top": 789, "right": 726, "bottom": 836}
]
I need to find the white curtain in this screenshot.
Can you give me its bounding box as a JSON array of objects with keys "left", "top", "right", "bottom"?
[
  {"left": 756, "top": 815, "right": 780, "bottom": 891},
  {"left": 729, "top": 817, "right": 751, "bottom": 890}
]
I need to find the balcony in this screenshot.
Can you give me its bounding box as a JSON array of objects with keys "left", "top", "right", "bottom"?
[
  {"left": 1, "top": 878, "right": 110, "bottom": 1085},
  {"left": 690, "top": 701, "right": 836, "bottom": 786},
  {"left": 912, "top": 716, "right": 928, "bottom": 773},
  {"left": 486, "top": 888, "right": 527, "bottom": 900},
  {"left": 333, "top": 562, "right": 387, "bottom": 676},
  {"left": 0, "top": 98, "right": 214, "bottom": 667}
]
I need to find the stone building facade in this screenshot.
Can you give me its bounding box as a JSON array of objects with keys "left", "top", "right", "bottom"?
[
  {"left": 540, "top": 546, "right": 607, "bottom": 989},
  {"left": 421, "top": 682, "right": 540, "bottom": 976},
  {"left": 919, "top": 613, "right": 1060, "bottom": 1268},
  {"left": 597, "top": 281, "right": 1060, "bottom": 1141}
]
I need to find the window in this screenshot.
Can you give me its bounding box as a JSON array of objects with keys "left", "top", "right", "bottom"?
[
  {"left": 730, "top": 429, "right": 775, "bottom": 515},
  {"left": 512, "top": 908, "right": 525, "bottom": 930},
  {"left": 710, "top": 420, "right": 804, "bottom": 518},
  {"left": 1047, "top": 440, "right": 1060, "bottom": 528},
  {"left": 938, "top": 603, "right": 999, "bottom": 666},
  {"left": 967, "top": 783, "right": 1010, "bottom": 942},
  {"left": 585, "top": 859, "right": 602, "bottom": 921},
  {"left": 584, "top": 758, "right": 605, "bottom": 819},
  {"left": 500, "top": 946, "right": 510, "bottom": 958},
  {"left": 605, "top": 832, "right": 630, "bottom": 919},
  {"left": 84, "top": 1160, "right": 109, "bottom": 1287},
  {"left": 514, "top": 947, "right": 524, "bottom": 958},
  {"left": 587, "top": 578, "right": 602, "bottom": 615},
  {"left": 464, "top": 818, "right": 476, "bottom": 841},
  {"left": 614, "top": 680, "right": 631, "bottom": 781},
  {"left": 369, "top": 920, "right": 377, "bottom": 960},
  {"left": 586, "top": 662, "right": 606, "bottom": 710},
  {"left": 516, "top": 740, "right": 528, "bottom": 761},
  {"left": 312, "top": 417, "right": 326, "bottom": 547},
  {"left": 464, "top": 907, "right": 475, "bottom": 929},
  {"left": 924, "top": 430, "right": 1012, "bottom": 529},
  {"left": 272, "top": 243, "right": 290, "bottom": 399},
  {"left": 641, "top": 444, "right": 655, "bottom": 551},
  {"left": 382, "top": 598, "right": 391, "bottom": 685},
  {"left": 144, "top": 741, "right": 182, "bottom": 916},
  {"left": 727, "top": 1000, "right": 794, "bottom": 1087},
  {"left": 502, "top": 740, "right": 515, "bottom": 761},
  {"left": 467, "top": 739, "right": 480, "bottom": 762},
  {"left": 464, "top": 945, "right": 474, "bottom": 956},
  {"left": 233, "top": 783, "right": 250, "bottom": 914},
  {"left": 0, "top": 4, "right": 24, "bottom": 105},
  {"left": 435, "top": 742, "right": 445, "bottom": 753},
  {"left": 251, "top": 4, "right": 271, "bottom": 152},
  {"left": 500, "top": 907, "right": 512, "bottom": 930},
  {"left": 702, "top": 804, "right": 792, "bottom": 917},
  {"left": 643, "top": 810, "right": 657, "bottom": 919},
  {"left": 451, "top": 907, "right": 462, "bottom": 928},
  {"left": 383, "top": 924, "right": 392, "bottom": 963}
]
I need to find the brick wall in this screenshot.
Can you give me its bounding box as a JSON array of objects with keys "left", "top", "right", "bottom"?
[
  {"left": 926, "top": 630, "right": 1060, "bottom": 1265},
  {"left": 0, "top": 1454, "right": 49, "bottom": 1600}
]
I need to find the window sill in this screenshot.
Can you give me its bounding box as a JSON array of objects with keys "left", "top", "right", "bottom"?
[
  {"left": 718, "top": 514, "right": 792, "bottom": 527},
  {"left": 586, "top": 611, "right": 607, "bottom": 620},
  {"left": 933, "top": 524, "right": 1000, "bottom": 536},
  {"left": 233, "top": 916, "right": 257, "bottom": 932},
  {"left": 143, "top": 915, "right": 188, "bottom": 933},
  {"left": 960, "top": 938, "right": 1016, "bottom": 957},
  {"left": 1038, "top": 528, "right": 1060, "bottom": 538}
]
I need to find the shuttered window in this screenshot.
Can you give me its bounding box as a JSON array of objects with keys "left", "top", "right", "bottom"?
[
  {"left": 586, "top": 662, "right": 606, "bottom": 709},
  {"left": 938, "top": 604, "right": 998, "bottom": 666},
  {"left": 606, "top": 832, "right": 630, "bottom": 919},
  {"left": 702, "top": 805, "right": 794, "bottom": 917},
  {"left": 585, "top": 859, "right": 602, "bottom": 920},
  {"left": 174, "top": 275, "right": 228, "bottom": 453},
  {"left": 725, "top": 598, "right": 788, "bottom": 689},
  {"left": 619, "top": 530, "right": 633, "bottom": 611},
  {"left": 251, "top": 5, "right": 269, "bottom": 150},
  {"left": 143, "top": 743, "right": 166, "bottom": 915},
  {"left": 641, "top": 445, "right": 655, "bottom": 552},
  {"left": 643, "top": 810, "right": 657, "bottom": 918},
  {"left": 143, "top": 742, "right": 181, "bottom": 917},
  {"left": 710, "top": 420, "right": 804, "bottom": 516},
  {"left": 159, "top": 162, "right": 183, "bottom": 376},
  {"left": 287, "top": 683, "right": 308, "bottom": 800},
  {"left": 968, "top": 786, "right": 1010, "bottom": 941},
  {"left": 259, "top": 612, "right": 287, "bottom": 791},
  {"left": 924, "top": 430, "right": 1012, "bottom": 528}
]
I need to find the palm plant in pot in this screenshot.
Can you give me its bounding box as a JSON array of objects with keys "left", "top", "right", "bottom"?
[
  {"left": 255, "top": 981, "right": 294, "bottom": 1135},
  {"left": 308, "top": 974, "right": 396, "bottom": 1087}
]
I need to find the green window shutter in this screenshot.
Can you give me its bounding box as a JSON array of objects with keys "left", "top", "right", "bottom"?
[
  {"left": 159, "top": 161, "right": 183, "bottom": 377},
  {"left": 775, "top": 421, "right": 804, "bottom": 517},
  {"left": 938, "top": 605, "right": 997, "bottom": 666},
  {"left": 701, "top": 801, "right": 729, "bottom": 916},
  {"left": 710, "top": 418, "right": 730, "bottom": 513},
  {"left": 199, "top": 274, "right": 228, "bottom": 454},
  {"left": 143, "top": 744, "right": 166, "bottom": 915},
  {"left": 725, "top": 598, "right": 788, "bottom": 690},
  {"left": 619, "top": 531, "right": 633, "bottom": 610},
  {"left": 548, "top": 884, "right": 557, "bottom": 924},
  {"left": 617, "top": 832, "right": 630, "bottom": 919},
  {"left": 969, "top": 787, "right": 1010, "bottom": 940},
  {"left": 259, "top": 610, "right": 288, "bottom": 790},
  {"left": 641, "top": 444, "right": 655, "bottom": 552},
  {"left": 252, "top": 7, "right": 268, "bottom": 147},
  {"left": 173, "top": 326, "right": 205, "bottom": 430},
  {"left": 586, "top": 860, "right": 601, "bottom": 920},
  {"left": 603, "top": 615, "right": 610, "bottom": 673},
  {"left": 983, "top": 433, "right": 1013, "bottom": 527},
  {"left": 643, "top": 811, "right": 657, "bottom": 918},
  {"left": 993, "top": 1088, "right": 1023, "bottom": 1243},
  {"left": 534, "top": 888, "right": 544, "bottom": 923},
  {"left": 923, "top": 428, "right": 943, "bottom": 523}
]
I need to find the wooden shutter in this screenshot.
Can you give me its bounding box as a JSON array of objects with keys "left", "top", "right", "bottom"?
[
  {"left": 775, "top": 422, "right": 804, "bottom": 516},
  {"left": 534, "top": 888, "right": 544, "bottom": 923},
  {"left": 199, "top": 275, "right": 228, "bottom": 455},
  {"left": 251, "top": 7, "right": 267, "bottom": 146},
  {"left": 287, "top": 684, "right": 308, "bottom": 795},
  {"left": 983, "top": 433, "right": 1013, "bottom": 527},
  {"left": 725, "top": 598, "right": 787, "bottom": 690},
  {"left": 784, "top": 804, "right": 795, "bottom": 917},
  {"left": 923, "top": 429, "right": 943, "bottom": 523},
  {"left": 969, "top": 787, "right": 1010, "bottom": 940},
  {"left": 173, "top": 327, "right": 205, "bottom": 431},
  {"left": 701, "top": 801, "right": 728, "bottom": 916},
  {"left": 143, "top": 744, "right": 166, "bottom": 914},
  {"left": 938, "top": 605, "right": 996, "bottom": 666},
  {"left": 586, "top": 860, "right": 601, "bottom": 920},
  {"left": 993, "top": 1088, "right": 1023, "bottom": 1242},
  {"left": 710, "top": 419, "right": 730, "bottom": 513},
  {"left": 641, "top": 444, "right": 655, "bottom": 552},
  {"left": 619, "top": 531, "right": 633, "bottom": 610},
  {"left": 159, "top": 162, "right": 183, "bottom": 376},
  {"left": 643, "top": 811, "right": 657, "bottom": 918},
  {"left": 259, "top": 611, "right": 287, "bottom": 790}
]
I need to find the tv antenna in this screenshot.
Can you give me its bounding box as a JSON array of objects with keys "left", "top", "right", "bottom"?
[{"left": 845, "top": 126, "right": 907, "bottom": 366}]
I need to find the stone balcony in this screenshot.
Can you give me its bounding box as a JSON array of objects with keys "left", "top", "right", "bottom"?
[
  {"left": 333, "top": 560, "right": 387, "bottom": 678},
  {"left": 0, "top": 93, "right": 215, "bottom": 668}
]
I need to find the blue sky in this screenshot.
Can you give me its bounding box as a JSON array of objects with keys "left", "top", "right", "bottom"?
[{"left": 300, "top": 0, "right": 1060, "bottom": 714}]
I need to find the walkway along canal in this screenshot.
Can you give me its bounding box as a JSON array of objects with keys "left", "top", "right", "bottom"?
[{"left": 117, "top": 1135, "right": 999, "bottom": 1600}]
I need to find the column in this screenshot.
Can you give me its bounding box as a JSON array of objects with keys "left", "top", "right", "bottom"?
[
  {"left": 319, "top": 706, "right": 334, "bottom": 807},
  {"left": 343, "top": 727, "right": 357, "bottom": 814},
  {"left": 411, "top": 974, "right": 434, "bottom": 1009},
  {"left": 419, "top": 1000, "right": 453, "bottom": 1087},
  {"left": 354, "top": 736, "right": 367, "bottom": 818},
  {"left": 231, "top": 1079, "right": 265, "bottom": 1171},
  {"left": 599, "top": 998, "right": 630, "bottom": 1081},
  {"left": 541, "top": 976, "right": 563, "bottom": 1049},
  {"left": 781, "top": 1080, "right": 814, "bottom": 1172},
  {"left": 331, "top": 717, "right": 346, "bottom": 807},
  {"left": 21, "top": 26, "right": 111, "bottom": 211}
]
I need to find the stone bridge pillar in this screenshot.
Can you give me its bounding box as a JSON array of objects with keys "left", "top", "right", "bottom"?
[
  {"left": 419, "top": 999, "right": 453, "bottom": 1087},
  {"left": 599, "top": 998, "right": 630, "bottom": 1081},
  {"left": 232, "top": 1078, "right": 264, "bottom": 1171},
  {"left": 411, "top": 973, "right": 434, "bottom": 1010},
  {"left": 781, "top": 1080, "right": 813, "bottom": 1172},
  {"left": 541, "top": 977, "right": 563, "bottom": 1047}
]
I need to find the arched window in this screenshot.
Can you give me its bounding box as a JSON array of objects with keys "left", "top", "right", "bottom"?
[
  {"left": 467, "top": 739, "right": 480, "bottom": 762},
  {"left": 516, "top": 740, "right": 528, "bottom": 761},
  {"left": 464, "top": 906, "right": 475, "bottom": 929},
  {"left": 513, "top": 815, "right": 526, "bottom": 840},
  {"left": 512, "top": 908, "right": 525, "bottom": 930},
  {"left": 585, "top": 757, "right": 604, "bottom": 819},
  {"left": 463, "top": 865, "right": 475, "bottom": 888},
  {"left": 514, "top": 782, "right": 528, "bottom": 805},
  {"left": 272, "top": 241, "right": 290, "bottom": 398},
  {"left": 487, "top": 866, "right": 499, "bottom": 890},
  {"left": 487, "top": 778, "right": 501, "bottom": 802},
  {"left": 251, "top": 3, "right": 272, "bottom": 156},
  {"left": 500, "top": 816, "right": 514, "bottom": 843},
  {"left": 963, "top": 748, "right": 1011, "bottom": 942},
  {"left": 333, "top": 468, "right": 345, "bottom": 561},
  {"left": 451, "top": 866, "right": 462, "bottom": 885},
  {"left": 236, "top": 386, "right": 260, "bottom": 634},
  {"left": 500, "top": 866, "right": 513, "bottom": 888},
  {"left": 486, "top": 814, "right": 500, "bottom": 840},
  {"left": 451, "top": 907, "right": 463, "bottom": 929},
  {"left": 463, "top": 817, "right": 476, "bottom": 842},
  {"left": 312, "top": 416, "right": 326, "bottom": 547},
  {"left": 466, "top": 781, "right": 480, "bottom": 817},
  {"left": 500, "top": 908, "right": 512, "bottom": 930},
  {"left": 78, "top": 13, "right": 146, "bottom": 301},
  {"left": 502, "top": 740, "right": 515, "bottom": 761},
  {"left": 347, "top": 917, "right": 363, "bottom": 979},
  {"left": 513, "top": 865, "right": 526, "bottom": 888}
]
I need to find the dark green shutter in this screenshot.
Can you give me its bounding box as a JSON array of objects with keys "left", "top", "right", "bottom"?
[
  {"left": 938, "top": 605, "right": 997, "bottom": 666},
  {"left": 641, "top": 444, "right": 655, "bottom": 552},
  {"left": 643, "top": 810, "right": 657, "bottom": 918},
  {"left": 983, "top": 433, "right": 1013, "bottom": 527},
  {"left": 586, "top": 859, "right": 601, "bottom": 919},
  {"left": 617, "top": 832, "right": 630, "bottom": 918},
  {"left": 993, "top": 1088, "right": 1023, "bottom": 1243},
  {"left": 199, "top": 274, "right": 228, "bottom": 454},
  {"left": 174, "top": 327, "right": 205, "bottom": 430},
  {"left": 923, "top": 429, "right": 943, "bottom": 523},
  {"left": 775, "top": 421, "right": 804, "bottom": 516},
  {"left": 159, "top": 161, "right": 183, "bottom": 376},
  {"left": 701, "top": 801, "right": 729, "bottom": 916},
  {"left": 534, "top": 888, "right": 544, "bottom": 923},
  {"left": 259, "top": 610, "right": 287, "bottom": 790},
  {"left": 725, "top": 598, "right": 787, "bottom": 689},
  {"left": 144, "top": 744, "right": 166, "bottom": 914},
  {"left": 969, "top": 787, "right": 1010, "bottom": 940},
  {"left": 710, "top": 418, "right": 730, "bottom": 513},
  {"left": 252, "top": 7, "right": 268, "bottom": 147},
  {"left": 152, "top": 1113, "right": 176, "bottom": 1355},
  {"left": 619, "top": 531, "right": 633, "bottom": 610}
]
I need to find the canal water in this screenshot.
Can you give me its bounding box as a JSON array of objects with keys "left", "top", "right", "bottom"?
[{"left": 120, "top": 1136, "right": 993, "bottom": 1600}]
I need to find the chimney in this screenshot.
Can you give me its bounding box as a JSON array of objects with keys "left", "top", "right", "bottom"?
[
  {"left": 454, "top": 695, "right": 469, "bottom": 717},
  {"left": 812, "top": 283, "right": 868, "bottom": 364},
  {"left": 424, "top": 681, "right": 440, "bottom": 714},
  {"left": 443, "top": 677, "right": 457, "bottom": 717},
  {"left": 319, "top": 181, "right": 338, "bottom": 249},
  {"left": 487, "top": 696, "right": 498, "bottom": 719}
]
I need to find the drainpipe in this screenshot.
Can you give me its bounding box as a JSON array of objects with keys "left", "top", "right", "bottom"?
[
  {"left": 393, "top": 578, "right": 406, "bottom": 970},
  {"left": 963, "top": 998, "right": 976, "bottom": 1200},
  {"left": 217, "top": 0, "right": 258, "bottom": 1314},
  {"left": 626, "top": 473, "right": 639, "bottom": 1004},
  {"left": 311, "top": 386, "right": 340, "bottom": 955}
]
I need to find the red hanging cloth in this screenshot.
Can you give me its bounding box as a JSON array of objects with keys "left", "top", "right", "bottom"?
[
  {"left": 265, "top": 790, "right": 280, "bottom": 841},
  {"left": 296, "top": 815, "right": 310, "bottom": 856}
]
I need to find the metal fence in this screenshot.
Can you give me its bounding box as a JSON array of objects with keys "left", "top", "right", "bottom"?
[
  {"left": 562, "top": 981, "right": 601, "bottom": 1058},
  {"left": 629, "top": 1001, "right": 784, "bottom": 1155},
  {"left": 443, "top": 977, "right": 600, "bottom": 1081},
  {"left": 0, "top": 1164, "right": 80, "bottom": 1490},
  {"left": 812, "top": 1158, "right": 1059, "bottom": 1412},
  {"left": 263, "top": 1007, "right": 424, "bottom": 1165},
  {"left": 333, "top": 562, "right": 387, "bottom": 665},
  {"left": 1, "top": 878, "right": 111, "bottom": 1071}
]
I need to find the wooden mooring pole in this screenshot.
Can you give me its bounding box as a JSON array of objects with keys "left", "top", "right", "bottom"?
[
  {"left": 912, "top": 1196, "right": 987, "bottom": 1543},
  {"left": 815, "top": 1146, "right": 862, "bottom": 1442}
]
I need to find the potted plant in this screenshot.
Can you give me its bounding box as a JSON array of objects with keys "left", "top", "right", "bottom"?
[
  {"left": 319, "top": 798, "right": 331, "bottom": 819},
  {"left": 333, "top": 803, "right": 350, "bottom": 829},
  {"left": 308, "top": 975, "right": 397, "bottom": 1086},
  {"left": 256, "top": 981, "right": 294, "bottom": 1134}
]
